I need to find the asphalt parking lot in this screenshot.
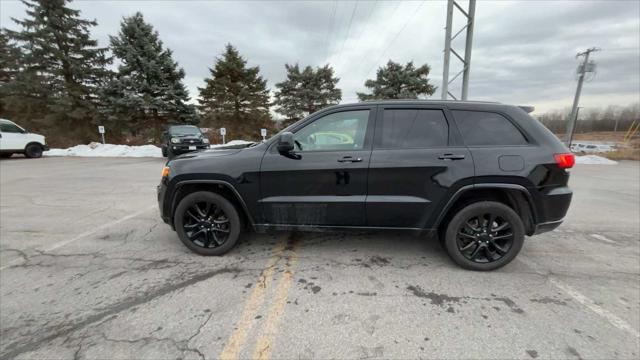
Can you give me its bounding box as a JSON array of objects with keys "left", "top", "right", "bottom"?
[{"left": 1, "top": 156, "right": 639, "bottom": 359}]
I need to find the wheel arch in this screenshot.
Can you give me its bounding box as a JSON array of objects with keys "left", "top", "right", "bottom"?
[
  {"left": 171, "top": 180, "right": 255, "bottom": 231},
  {"left": 24, "top": 141, "right": 45, "bottom": 150},
  {"left": 434, "top": 184, "right": 538, "bottom": 236}
]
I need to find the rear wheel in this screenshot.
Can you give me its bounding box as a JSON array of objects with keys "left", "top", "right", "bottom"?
[
  {"left": 24, "top": 143, "right": 43, "bottom": 158},
  {"left": 443, "top": 201, "right": 524, "bottom": 271},
  {"left": 174, "top": 191, "right": 241, "bottom": 256}
]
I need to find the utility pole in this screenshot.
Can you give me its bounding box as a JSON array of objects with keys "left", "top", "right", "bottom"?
[
  {"left": 564, "top": 47, "right": 600, "bottom": 146},
  {"left": 441, "top": 0, "right": 476, "bottom": 100}
]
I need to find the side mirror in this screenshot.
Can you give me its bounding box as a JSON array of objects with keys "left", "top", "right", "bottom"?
[{"left": 277, "top": 132, "right": 295, "bottom": 153}]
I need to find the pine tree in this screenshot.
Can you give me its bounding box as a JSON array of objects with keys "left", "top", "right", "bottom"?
[
  {"left": 357, "top": 60, "right": 436, "bottom": 101},
  {"left": 104, "top": 12, "right": 196, "bottom": 141},
  {"left": 198, "top": 44, "right": 271, "bottom": 140},
  {"left": 2, "top": 0, "right": 111, "bottom": 138},
  {"left": 274, "top": 63, "right": 341, "bottom": 126}
]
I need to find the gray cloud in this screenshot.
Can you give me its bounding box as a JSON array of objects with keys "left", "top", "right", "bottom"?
[{"left": 1, "top": 0, "right": 638, "bottom": 114}]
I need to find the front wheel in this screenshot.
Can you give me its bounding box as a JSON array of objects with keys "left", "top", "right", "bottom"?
[
  {"left": 443, "top": 201, "right": 524, "bottom": 271},
  {"left": 174, "top": 191, "right": 241, "bottom": 256},
  {"left": 24, "top": 143, "right": 43, "bottom": 158}
]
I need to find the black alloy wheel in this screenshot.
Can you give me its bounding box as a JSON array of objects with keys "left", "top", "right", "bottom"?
[
  {"left": 444, "top": 201, "right": 524, "bottom": 271},
  {"left": 183, "top": 201, "right": 230, "bottom": 248},
  {"left": 456, "top": 212, "right": 513, "bottom": 263},
  {"left": 174, "top": 191, "right": 241, "bottom": 256}
]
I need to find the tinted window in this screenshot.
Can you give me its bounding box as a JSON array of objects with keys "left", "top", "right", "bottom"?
[
  {"left": 294, "top": 110, "right": 369, "bottom": 151},
  {"left": 0, "top": 122, "right": 23, "bottom": 133},
  {"left": 453, "top": 111, "right": 527, "bottom": 146},
  {"left": 377, "top": 109, "right": 448, "bottom": 149}
]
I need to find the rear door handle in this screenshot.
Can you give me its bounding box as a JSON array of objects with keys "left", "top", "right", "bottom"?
[
  {"left": 438, "top": 154, "right": 466, "bottom": 160},
  {"left": 338, "top": 156, "right": 363, "bottom": 163}
]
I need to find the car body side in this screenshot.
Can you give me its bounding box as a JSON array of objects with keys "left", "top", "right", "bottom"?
[
  {"left": 0, "top": 119, "right": 49, "bottom": 155},
  {"left": 158, "top": 101, "right": 572, "bottom": 237}
]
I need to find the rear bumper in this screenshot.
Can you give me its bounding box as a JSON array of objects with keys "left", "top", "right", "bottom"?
[
  {"left": 531, "top": 186, "right": 572, "bottom": 235},
  {"left": 533, "top": 219, "right": 563, "bottom": 234}
]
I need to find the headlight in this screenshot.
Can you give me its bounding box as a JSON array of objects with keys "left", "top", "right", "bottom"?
[
  {"left": 171, "top": 138, "right": 180, "bottom": 144},
  {"left": 203, "top": 138, "right": 210, "bottom": 144}
]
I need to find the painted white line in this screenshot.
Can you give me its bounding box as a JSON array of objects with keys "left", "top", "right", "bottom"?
[
  {"left": 549, "top": 278, "right": 639, "bottom": 338},
  {"left": 0, "top": 205, "right": 157, "bottom": 270},
  {"left": 519, "top": 257, "right": 639, "bottom": 338},
  {"left": 590, "top": 233, "right": 616, "bottom": 244}
]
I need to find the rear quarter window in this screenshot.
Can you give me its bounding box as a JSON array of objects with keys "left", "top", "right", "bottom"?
[{"left": 452, "top": 110, "right": 528, "bottom": 146}]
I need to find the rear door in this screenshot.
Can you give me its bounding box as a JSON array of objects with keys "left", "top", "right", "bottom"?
[
  {"left": 366, "top": 105, "right": 474, "bottom": 228},
  {"left": 259, "top": 106, "right": 375, "bottom": 226}
]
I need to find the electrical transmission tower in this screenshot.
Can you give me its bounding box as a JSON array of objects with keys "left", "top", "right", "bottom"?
[
  {"left": 441, "top": 0, "right": 476, "bottom": 101},
  {"left": 564, "top": 47, "right": 600, "bottom": 146}
]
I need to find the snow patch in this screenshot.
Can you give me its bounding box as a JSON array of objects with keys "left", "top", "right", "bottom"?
[
  {"left": 45, "top": 142, "right": 162, "bottom": 158},
  {"left": 575, "top": 155, "right": 618, "bottom": 165},
  {"left": 44, "top": 140, "right": 255, "bottom": 158}
]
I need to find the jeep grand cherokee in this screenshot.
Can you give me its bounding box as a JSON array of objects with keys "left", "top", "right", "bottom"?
[{"left": 157, "top": 100, "right": 574, "bottom": 271}]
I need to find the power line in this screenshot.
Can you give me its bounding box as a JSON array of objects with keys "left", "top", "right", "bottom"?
[
  {"left": 323, "top": 0, "right": 338, "bottom": 65},
  {"left": 361, "top": 1, "right": 426, "bottom": 82},
  {"left": 334, "top": 1, "right": 359, "bottom": 66},
  {"left": 350, "top": 0, "right": 379, "bottom": 54}
]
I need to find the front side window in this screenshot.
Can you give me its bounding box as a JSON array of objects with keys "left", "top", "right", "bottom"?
[
  {"left": 453, "top": 110, "right": 528, "bottom": 146},
  {"left": 0, "top": 122, "right": 24, "bottom": 133},
  {"left": 294, "top": 110, "right": 370, "bottom": 151},
  {"left": 376, "top": 109, "right": 448, "bottom": 149}
]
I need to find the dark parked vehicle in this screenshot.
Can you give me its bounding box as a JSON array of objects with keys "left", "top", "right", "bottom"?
[
  {"left": 161, "top": 125, "right": 210, "bottom": 159},
  {"left": 157, "top": 101, "right": 574, "bottom": 270}
]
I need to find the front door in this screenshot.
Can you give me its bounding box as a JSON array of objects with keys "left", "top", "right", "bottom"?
[
  {"left": 259, "top": 106, "right": 375, "bottom": 226},
  {"left": 366, "top": 105, "right": 474, "bottom": 228}
]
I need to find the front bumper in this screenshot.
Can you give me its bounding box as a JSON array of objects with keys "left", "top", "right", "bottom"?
[
  {"left": 43, "top": 145, "right": 50, "bottom": 151},
  {"left": 171, "top": 144, "right": 209, "bottom": 154},
  {"left": 533, "top": 219, "right": 563, "bottom": 234},
  {"left": 157, "top": 182, "right": 171, "bottom": 226}
]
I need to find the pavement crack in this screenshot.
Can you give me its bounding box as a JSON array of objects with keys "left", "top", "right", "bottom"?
[{"left": 0, "top": 266, "right": 241, "bottom": 360}]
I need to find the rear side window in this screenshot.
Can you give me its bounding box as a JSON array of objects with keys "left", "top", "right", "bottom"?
[
  {"left": 453, "top": 110, "right": 527, "bottom": 146},
  {"left": 376, "top": 109, "right": 448, "bottom": 149}
]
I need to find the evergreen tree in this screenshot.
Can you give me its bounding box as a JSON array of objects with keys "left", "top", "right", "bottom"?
[
  {"left": 2, "top": 0, "right": 111, "bottom": 139},
  {"left": 357, "top": 60, "right": 436, "bottom": 101},
  {"left": 198, "top": 44, "right": 271, "bottom": 140},
  {"left": 104, "top": 12, "right": 196, "bottom": 141},
  {"left": 273, "top": 63, "right": 341, "bottom": 126}
]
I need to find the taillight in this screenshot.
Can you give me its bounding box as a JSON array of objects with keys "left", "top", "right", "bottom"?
[{"left": 554, "top": 153, "right": 575, "bottom": 169}]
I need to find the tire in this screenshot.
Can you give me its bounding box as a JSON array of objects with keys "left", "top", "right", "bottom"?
[
  {"left": 174, "top": 191, "right": 241, "bottom": 256},
  {"left": 24, "top": 143, "right": 43, "bottom": 158},
  {"left": 443, "top": 201, "right": 524, "bottom": 271},
  {"left": 161, "top": 146, "right": 167, "bottom": 157},
  {"left": 0, "top": 153, "right": 12, "bottom": 158}
]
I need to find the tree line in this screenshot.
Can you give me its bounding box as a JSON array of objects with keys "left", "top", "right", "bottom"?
[
  {"left": 536, "top": 103, "right": 639, "bottom": 135},
  {"left": 0, "top": 0, "right": 437, "bottom": 146}
]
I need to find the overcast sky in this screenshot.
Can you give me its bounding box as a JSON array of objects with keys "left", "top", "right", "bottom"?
[{"left": 1, "top": 0, "right": 639, "bottom": 115}]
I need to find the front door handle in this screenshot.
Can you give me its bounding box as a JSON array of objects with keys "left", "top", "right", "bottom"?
[
  {"left": 438, "top": 154, "right": 466, "bottom": 160},
  {"left": 337, "top": 156, "right": 363, "bottom": 163}
]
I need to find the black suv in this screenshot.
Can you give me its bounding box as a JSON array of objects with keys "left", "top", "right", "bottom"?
[
  {"left": 161, "top": 125, "right": 210, "bottom": 159},
  {"left": 158, "top": 101, "right": 574, "bottom": 270}
]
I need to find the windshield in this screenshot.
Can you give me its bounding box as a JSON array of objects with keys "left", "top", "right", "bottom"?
[{"left": 169, "top": 125, "right": 201, "bottom": 136}]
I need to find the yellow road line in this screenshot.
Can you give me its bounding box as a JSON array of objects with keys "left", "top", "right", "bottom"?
[
  {"left": 219, "top": 237, "right": 287, "bottom": 360},
  {"left": 252, "top": 235, "right": 301, "bottom": 360}
]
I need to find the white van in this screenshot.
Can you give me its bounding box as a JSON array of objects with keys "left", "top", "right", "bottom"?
[{"left": 0, "top": 119, "right": 48, "bottom": 158}]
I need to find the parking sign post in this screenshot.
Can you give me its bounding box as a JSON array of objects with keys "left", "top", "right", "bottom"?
[
  {"left": 98, "top": 126, "right": 105, "bottom": 144},
  {"left": 261, "top": 128, "right": 267, "bottom": 142},
  {"left": 220, "top": 127, "right": 226, "bottom": 144}
]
